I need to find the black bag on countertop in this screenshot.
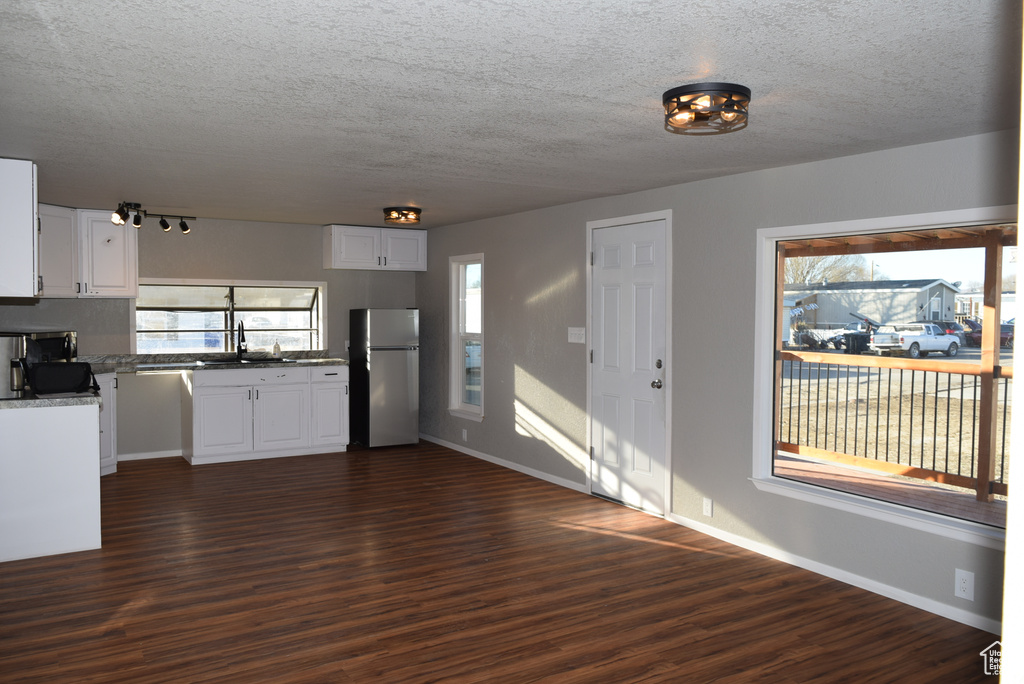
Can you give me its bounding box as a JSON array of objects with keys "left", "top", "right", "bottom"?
[{"left": 25, "top": 362, "right": 100, "bottom": 395}]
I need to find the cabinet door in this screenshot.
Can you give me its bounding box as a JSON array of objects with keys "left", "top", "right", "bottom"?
[
  {"left": 326, "top": 225, "right": 382, "bottom": 269},
  {"left": 96, "top": 373, "right": 117, "bottom": 476},
  {"left": 194, "top": 385, "right": 254, "bottom": 456},
  {"left": 382, "top": 229, "right": 427, "bottom": 271},
  {"left": 78, "top": 210, "right": 138, "bottom": 297},
  {"left": 254, "top": 384, "right": 310, "bottom": 451},
  {"left": 37, "top": 204, "right": 80, "bottom": 297},
  {"left": 0, "top": 158, "right": 38, "bottom": 297},
  {"left": 311, "top": 382, "right": 349, "bottom": 447}
]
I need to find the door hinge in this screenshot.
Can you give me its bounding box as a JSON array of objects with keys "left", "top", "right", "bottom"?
[
  {"left": 590, "top": 251, "right": 594, "bottom": 266},
  {"left": 590, "top": 446, "right": 595, "bottom": 460},
  {"left": 589, "top": 349, "right": 593, "bottom": 363}
]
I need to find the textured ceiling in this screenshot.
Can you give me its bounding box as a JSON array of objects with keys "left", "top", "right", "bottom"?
[{"left": 0, "top": 0, "right": 1020, "bottom": 228}]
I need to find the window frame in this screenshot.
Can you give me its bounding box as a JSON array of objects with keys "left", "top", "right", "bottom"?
[
  {"left": 131, "top": 278, "right": 328, "bottom": 355},
  {"left": 752, "top": 206, "right": 1014, "bottom": 549},
  {"left": 449, "top": 254, "right": 484, "bottom": 421}
]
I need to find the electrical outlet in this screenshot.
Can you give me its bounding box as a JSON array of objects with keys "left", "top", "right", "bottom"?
[
  {"left": 955, "top": 569, "right": 975, "bottom": 601},
  {"left": 462, "top": 429, "right": 468, "bottom": 441},
  {"left": 702, "top": 497, "right": 713, "bottom": 517}
]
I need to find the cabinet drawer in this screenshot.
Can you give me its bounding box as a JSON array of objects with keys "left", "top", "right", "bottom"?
[
  {"left": 193, "top": 367, "right": 310, "bottom": 387},
  {"left": 310, "top": 365, "right": 349, "bottom": 383}
]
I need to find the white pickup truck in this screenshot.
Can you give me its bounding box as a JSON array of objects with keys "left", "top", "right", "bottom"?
[{"left": 868, "top": 323, "right": 959, "bottom": 358}]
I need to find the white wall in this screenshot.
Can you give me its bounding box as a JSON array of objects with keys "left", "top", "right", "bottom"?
[{"left": 417, "top": 130, "right": 1019, "bottom": 629}]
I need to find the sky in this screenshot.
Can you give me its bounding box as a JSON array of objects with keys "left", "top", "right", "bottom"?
[{"left": 866, "top": 247, "right": 1017, "bottom": 291}]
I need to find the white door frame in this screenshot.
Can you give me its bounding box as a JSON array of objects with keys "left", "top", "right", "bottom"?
[{"left": 586, "top": 210, "right": 673, "bottom": 515}]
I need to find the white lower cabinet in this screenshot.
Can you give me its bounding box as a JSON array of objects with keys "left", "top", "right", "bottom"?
[
  {"left": 192, "top": 385, "right": 255, "bottom": 456},
  {"left": 96, "top": 372, "right": 117, "bottom": 476},
  {"left": 182, "top": 365, "right": 348, "bottom": 465},
  {"left": 311, "top": 366, "right": 350, "bottom": 447},
  {"left": 253, "top": 383, "right": 310, "bottom": 451}
]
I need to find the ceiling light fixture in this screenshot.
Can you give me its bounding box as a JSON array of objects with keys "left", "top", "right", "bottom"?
[
  {"left": 662, "top": 82, "right": 750, "bottom": 135},
  {"left": 111, "top": 202, "right": 138, "bottom": 225},
  {"left": 383, "top": 206, "right": 421, "bottom": 225},
  {"left": 110, "top": 202, "right": 195, "bottom": 234}
]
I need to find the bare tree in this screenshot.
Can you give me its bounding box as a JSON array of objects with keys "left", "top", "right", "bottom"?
[{"left": 785, "top": 254, "right": 871, "bottom": 284}]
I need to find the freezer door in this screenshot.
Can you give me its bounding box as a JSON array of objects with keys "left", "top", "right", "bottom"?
[
  {"left": 368, "top": 347, "right": 419, "bottom": 446},
  {"left": 367, "top": 309, "right": 419, "bottom": 348}
]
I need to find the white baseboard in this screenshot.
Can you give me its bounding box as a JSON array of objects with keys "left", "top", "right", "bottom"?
[
  {"left": 118, "top": 450, "right": 182, "bottom": 461},
  {"left": 668, "top": 511, "right": 1002, "bottom": 635},
  {"left": 420, "top": 434, "right": 588, "bottom": 494}
]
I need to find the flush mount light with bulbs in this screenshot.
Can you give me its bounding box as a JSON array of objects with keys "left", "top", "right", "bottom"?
[
  {"left": 662, "top": 82, "right": 750, "bottom": 135},
  {"left": 383, "top": 207, "right": 421, "bottom": 225},
  {"left": 110, "top": 201, "right": 195, "bottom": 234}
]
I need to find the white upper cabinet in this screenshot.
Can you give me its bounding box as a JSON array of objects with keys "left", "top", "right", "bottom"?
[
  {"left": 323, "top": 225, "right": 427, "bottom": 271},
  {"left": 37, "top": 204, "right": 79, "bottom": 297},
  {"left": 77, "top": 209, "right": 138, "bottom": 297},
  {"left": 0, "top": 158, "right": 39, "bottom": 297}
]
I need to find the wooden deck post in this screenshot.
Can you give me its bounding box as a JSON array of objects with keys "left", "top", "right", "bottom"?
[
  {"left": 975, "top": 229, "right": 1002, "bottom": 502},
  {"left": 773, "top": 244, "right": 787, "bottom": 454}
]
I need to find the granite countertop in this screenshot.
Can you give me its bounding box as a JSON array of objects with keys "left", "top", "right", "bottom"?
[
  {"left": 81, "top": 353, "right": 348, "bottom": 375},
  {"left": 0, "top": 392, "right": 100, "bottom": 410},
  {"left": 1, "top": 354, "right": 348, "bottom": 406}
]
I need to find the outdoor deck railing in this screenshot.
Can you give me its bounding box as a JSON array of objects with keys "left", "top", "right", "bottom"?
[{"left": 776, "top": 350, "right": 1010, "bottom": 498}]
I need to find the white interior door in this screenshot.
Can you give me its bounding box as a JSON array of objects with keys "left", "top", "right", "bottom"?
[{"left": 590, "top": 218, "right": 668, "bottom": 515}]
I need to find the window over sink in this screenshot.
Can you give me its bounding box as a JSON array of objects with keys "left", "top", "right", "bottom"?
[{"left": 134, "top": 279, "right": 325, "bottom": 354}]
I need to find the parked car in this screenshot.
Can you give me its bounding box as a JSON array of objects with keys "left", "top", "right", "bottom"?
[
  {"left": 915, "top": 320, "right": 966, "bottom": 346},
  {"left": 966, "top": 322, "right": 1014, "bottom": 348},
  {"left": 869, "top": 323, "right": 959, "bottom": 358},
  {"left": 961, "top": 319, "right": 983, "bottom": 346}
]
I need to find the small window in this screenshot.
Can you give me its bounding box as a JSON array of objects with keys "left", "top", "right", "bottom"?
[
  {"left": 135, "top": 280, "right": 324, "bottom": 354},
  {"left": 450, "top": 255, "right": 484, "bottom": 420}
]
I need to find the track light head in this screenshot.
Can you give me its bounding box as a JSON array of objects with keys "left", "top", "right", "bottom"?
[
  {"left": 111, "top": 203, "right": 129, "bottom": 225},
  {"left": 179, "top": 219, "right": 190, "bottom": 234},
  {"left": 132, "top": 212, "right": 143, "bottom": 228},
  {"left": 159, "top": 217, "right": 171, "bottom": 232}
]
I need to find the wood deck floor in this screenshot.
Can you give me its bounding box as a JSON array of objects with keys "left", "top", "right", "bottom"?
[
  {"left": 0, "top": 443, "right": 999, "bottom": 682},
  {"left": 775, "top": 454, "right": 1007, "bottom": 527}
]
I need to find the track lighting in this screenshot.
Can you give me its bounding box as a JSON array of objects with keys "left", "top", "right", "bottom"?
[{"left": 110, "top": 201, "right": 195, "bottom": 235}]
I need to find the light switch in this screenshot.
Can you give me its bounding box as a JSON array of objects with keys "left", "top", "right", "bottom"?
[{"left": 568, "top": 327, "right": 586, "bottom": 344}]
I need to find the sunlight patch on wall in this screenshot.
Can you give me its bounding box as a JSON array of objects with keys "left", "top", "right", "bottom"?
[
  {"left": 524, "top": 268, "right": 580, "bottom": 307},
  {"left": 514, "top": 399, "right": 587, "bottom": 474},
  {"left": 514, "top": 365, "right": 586, "bottom": 472}
]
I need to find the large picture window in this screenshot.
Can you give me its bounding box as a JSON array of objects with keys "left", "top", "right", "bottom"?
[
  {"left": 135, "top": 280, "right": 324, "bottom": 354},
  {"left": 450, "top": 255, "right": 483, "bottom": 420},
  {"left": 753, "top": 207, "right": 1016, "bottom": 539}
]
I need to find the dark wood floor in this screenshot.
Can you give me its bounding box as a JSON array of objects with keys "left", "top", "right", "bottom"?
[{"left": 1, "top": 443, "right": 998, "bottom": 682}]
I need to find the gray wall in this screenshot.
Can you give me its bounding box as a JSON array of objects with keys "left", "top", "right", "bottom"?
[{"left": 416, "top": 130, "right": 1019, "bottom": 626}]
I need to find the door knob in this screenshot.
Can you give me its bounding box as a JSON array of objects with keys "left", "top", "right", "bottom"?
[{"left": 651, "top": 379, "right": 663, "bottom": 389}]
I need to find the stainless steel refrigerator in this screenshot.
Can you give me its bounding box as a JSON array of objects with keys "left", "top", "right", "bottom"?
[{"left": 349, "top": 308, "right": 419, "bottom": 447}]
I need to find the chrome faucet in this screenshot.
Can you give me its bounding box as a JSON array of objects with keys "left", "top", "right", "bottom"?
[{"left": 236, "top": 321, "right": 247, "bottom": 360}]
